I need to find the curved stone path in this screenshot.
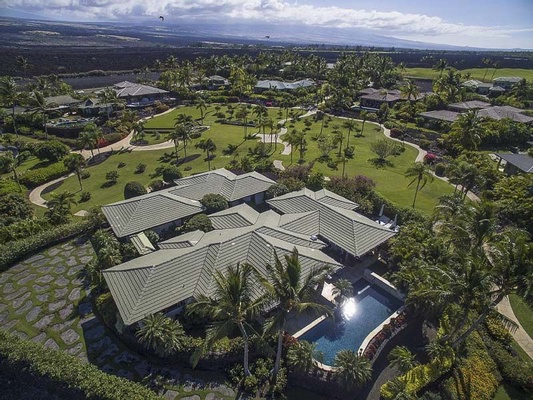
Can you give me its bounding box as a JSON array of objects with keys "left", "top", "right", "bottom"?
[
  {"left": 497, "top": 296, "right": 533, "bottom": 359},
  {"left": 0, "top": 239, "right": 236, "bottom": 399}
]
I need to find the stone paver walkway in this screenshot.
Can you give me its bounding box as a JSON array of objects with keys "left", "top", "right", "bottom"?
[
  {"left": 0, "top": 238, "right": 237, "bottom": 399},
  {"left": 497, "top": 296, "right": 533, "bottom": 359}
]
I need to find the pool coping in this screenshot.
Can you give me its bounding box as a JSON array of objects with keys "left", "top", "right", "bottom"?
[{"left": 296, "top": 271, "right": 405, "bottom": 371}]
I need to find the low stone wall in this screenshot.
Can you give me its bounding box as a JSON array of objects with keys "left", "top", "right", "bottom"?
[{"left": 363, "top": 269, "right": 405, "bottom": 301}]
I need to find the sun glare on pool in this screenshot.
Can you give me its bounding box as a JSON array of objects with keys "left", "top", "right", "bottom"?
[{"left": 341, "top": 298, "right": 357, "bottom": 319}]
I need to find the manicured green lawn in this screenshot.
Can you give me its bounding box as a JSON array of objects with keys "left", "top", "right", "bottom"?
[
  {"left": 1, "top": 156, "right": 45, "bottom": 180},
  {"left": 403, "top": 68, "right": 533, "bottom": 82},
  {"left": 509, "top": 294, "right": 533, "bottom": 340},
  {"left": 493, "top": 383, "right": 529, "bottom": 400},
  {"left": 45, "top": 105, "right": 453, "bottom": 214}
]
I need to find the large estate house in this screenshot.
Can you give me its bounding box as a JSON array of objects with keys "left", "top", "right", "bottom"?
[
  {"left": 102, "top": 181, "right": 397, "bottom": 327},
  {"left": 113, "top": 81, "right": 169, "bottom": 105},
  {"left": 101, "top": 169, "right": 275, "bottom": 238},
  {"left": 254, "top": 79, "right": 315, "bottom": 93},
  {"left": 420, "top": 102, "right": 533, "bottom": 125},
  {"left": 358, "top": 88, "right": 430, "bottom": 110}
]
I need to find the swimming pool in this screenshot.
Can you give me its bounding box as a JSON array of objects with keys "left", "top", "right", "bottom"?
[{"left": 300, "top": 279, "right": 402, "bottom": 365}]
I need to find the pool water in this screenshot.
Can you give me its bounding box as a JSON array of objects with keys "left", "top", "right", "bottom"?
[{"left": 300, "top": 280, "right": 402, "bottom": 365}]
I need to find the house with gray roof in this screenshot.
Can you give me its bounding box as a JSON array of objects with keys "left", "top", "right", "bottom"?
[
  {"left": 101, "top": 169, "right": 276, "bottom": 238},
  {"left": 419, "top": 110, "right": 460, "bottom": 123},
  {"left": 493, "top": 77, "right": 524, "bottom": 90},
  {"left": 43, "top": 94, "right": 81, "bottom": 111},
  {"left": 104, "top": 207, "right": 342, "bottom": 326},
  {"left": 461, "top": 79, "right": 493, "bottom": 95},
  {"left": 495, "top": 153, "right": 533, "bottom": 175},
  {"left": 420, "top": 105, "right": 533, "bottom": 125},
  {"left": 448, "top": 100, "right": 491, "bottom": 112},
  {"left": 267, "top": 189, "right": 395, "bottom": 258},
  {"left": 254, "top": 79, "right": 315, "bottom": 93},
  {"left": 113, "top": 81, "right": 169, "bottom": 105},
  {"left": 103, "top": 188, "right": 396, "bottom": 326},
  {"left": 478, "top": 106, "right": 533, "bottom": 124},
  {"left": 359, "top": 89, "right": 429, "bottom": 110}
]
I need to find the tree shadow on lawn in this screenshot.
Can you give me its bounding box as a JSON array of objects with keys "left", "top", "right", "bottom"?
[{"left": 100, "top": 181, "right": 117, "bottom": 189}]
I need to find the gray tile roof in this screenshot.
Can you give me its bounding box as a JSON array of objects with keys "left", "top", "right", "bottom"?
[
  {"left": 209, "top": 203, "right": 260, "bottom": 230},
  {"left": 104, "top": 207, "right": 341, "bottom": 325},
  {"left": 420, "top": 110, "right": 460, "bottom": 123},
  {"left": 44, "top": 95, "right": 80, "bottom": 107},
  {"left": 493, "top": 77, "right": 524, "bottom": 83},
  {"left": 113, "top": 81, "right": 168, "bottom": 98},
  {"left": 495, "top": 153, "right": 533, "bottom": 173},
  {"left": 102, "top": 169, "right": 274, "bottom": 237},
  {"left": 264, "top": 188, "right": 358, "bottom": 212},
  {"left": 101, "top": 192, "right": 204, "bottom": 238},
  {"left": 169, "top": 169, "right": 275, "bottom": 202},
  {"left": 478, "top": 106, "right": 533, "bottom": 124},
  {"left": 268, "top": 189, "right": 396, "bottom": 257},
  {"left": 255, "top": 79, "right": 315, "bottom": 90},
  {"left": 448, "top": 101, "right": 491, "bottom": 111}
]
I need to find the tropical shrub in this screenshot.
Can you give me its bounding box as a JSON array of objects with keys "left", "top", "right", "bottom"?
[
  {"left": 486, "top": 337, "right": 533, "bottom": 390},
  {"left": 117, "top": 161, "right": 126, "bottom": 168},
  {"left": 0, "top": 179, "right": 23, "bottom": 196},
  {"left": 34, "top": 140, "right": 69, "bottom": 162},
  {"left": 95, "top": 292, "right": 117, "bottom": 328},
  {"left": 149, "top": 179, "right": 165, "bottom": 192},
  {"left": 181, "top": 214, "right": 213, "bottom": 233},
  {"left": 434, "top": 163, "right": 446, "bottom": 177},
  {"left": 105, "top": 170, "right": 119, "bottom": 185},
  {"left": 0, "top": 330, "right": 161, "bottom": 400},
  {"left": 484, "top": 315, "right": 512, "bottom": 344},
  {"left": 200, "top": 193, "right": 228, "bottom": 214},
  {"left": 0, "top": 218, "right": 50, "bottom": 243},
  {"left": 135, "top": 163, "right": 146, "bottom": 174},
  {"left": 123, "top": 181, "right": 147, "bottom": 199},
  {"left": 0, "top": 219, "right": 93, "bottom": 272},
  {"left": 0, "top": 193, "right": 33, "bottom": 226},
  {"left": 81, "top": 170, "right": 90, "bottom": 179},
  {"left": 79, "top": 191, "right": 91, "bottom": 202},
  {"left": 159, "top": 165, "right": 182, "bottom": 183},
  {"left": 19, "top": 162, "right": 69, "bottom": 188}
]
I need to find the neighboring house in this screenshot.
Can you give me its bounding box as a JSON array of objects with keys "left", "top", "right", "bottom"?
[
  {"left": 495, "top": 153, "right": 533, "bottom": 175},
  {"left": 492, "top": 77, "right": 525, "bottom": 90},
  {"left": 420, "top": 105, "right": 533, "bottom": 125},
  {"left": 103, "top": 188, "right": 396, "bottom": 326},
  {"left": 77, "top": 98, "right": 113, "bottom": 117},
  {"left": 113, "top": 81, "right": 169, "bottom": 105},
  {"left": 358, "top": 89, "right": 429, "bottom": 110},
  {"left": 477, "top": 106, "right": 533, "bottom": 124},
  {"left": 44, "top": 94, "right": 81, "bottom": 111},
  {"left": 461, "top": 80, "right": 493, "bottom": 95},
  {"left": 419, "top": 110, "right": 461, "bottom": 123},
  {"left": 101, "top": 169, "right": 276, "bottom": 238},
  {"left": 254, "top": 79, "right": 315, "bottom": 93},
  {"left": 207, "top": 75, "right": 230, "bottom": 90},
  {"left": 170, "top": 168, "right": 275, "bottom": 206},
  {"left": 448, "top": 100, "right": 491, "bottom": 112}
]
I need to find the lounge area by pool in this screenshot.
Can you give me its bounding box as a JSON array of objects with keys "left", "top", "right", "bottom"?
[{"left": 300, "top": 279, "right": 402, "bottom": 366}]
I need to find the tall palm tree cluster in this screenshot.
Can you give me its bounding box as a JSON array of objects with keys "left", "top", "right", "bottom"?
[
  {"left": 392, "top": 196, "right": 533, "bottom": 351},
  {"left": 136, "top": 248, "right": 373, "bottom": 391}
]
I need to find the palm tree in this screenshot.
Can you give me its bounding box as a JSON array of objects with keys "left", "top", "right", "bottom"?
[
  {"left": 387, "top": 346, "right": 418, "bottom": 374},
  {"left": 450, "top": 110, "right": 483, "bottom": 151},
  {"left": 405, "top": 162, "right": 434, "bottom": 209},
  {"left": 195, "top": 138, "right": 217, "bottom": 170},
  {"left": 0, "top": 151, "right": 22, "bottom": 189},
  {"left": 16, "top": 56, "right": 31, "bottom": 79},
  {"left": 260, "top": 248, "right": 332, "bottom": 377},
  {"left": 481, "top": 58, "right": 493, "bottom": 82},
  {"left": 45, "top": 190, "right": 77, "bottom": 225},
  {"left": 332, "top": 279, "right": 353, "bottom": 304},
  {"left": 77, "top": 132, "right": 97, "bottom": 159},
  {"left": 342, "top": 119, "right": 357, "bottom": 148},
  {"left": 334, "top": 350, "right": 372, "bottom": 391},
  {"left": 332, "top": 126, "right": 344, "bottom": 157},
  {"left": 97, "top": 87, "right": 119, "bottom": 119},
  {"left": 187, "top": 263, "right": 266, "bottom": 376},
  {"left": 287, "top": 340, "right": 323, "bottom": 373},
  {"left": 63, "top": 154, "right": 87, "bottom": 191},
  {"left": 359, "top": 111, "right": 368, "bottom": 137},
  {"left": 132, "top": 121, "right": 145, "bottom": 144},
  {"left": 196, "top": 97, "right": 207, "bottom": 124},
  {"left": 175, "top": 123, "right": 192, "bottom": 159},
  {"left": 136, "top": 313, "right": 186, "bottom": 357},
  {"left": 235, "top": 105, "right": 251, "bottom": 140},
  {"left": 28, "top": 90, "right": 55, "bottom": 140},
  {"left": 0, "top": 76, "right": 25, "bottom": 138},
  {"left": 400, "top": 79, "right": 420, "bottom": 117},
  {"left": 433, "top": 58, "right": 449, "bottom": 78}
]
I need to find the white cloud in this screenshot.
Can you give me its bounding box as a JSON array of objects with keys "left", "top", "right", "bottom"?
[{"left": 6, "top": 0, "right": 533, "bottom": 41}]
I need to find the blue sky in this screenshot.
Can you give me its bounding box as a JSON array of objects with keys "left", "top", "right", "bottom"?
[{"left": 2, "top": 0, "right": 533, "bottom": 48}]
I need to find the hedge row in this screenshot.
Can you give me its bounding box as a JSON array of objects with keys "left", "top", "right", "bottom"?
[
  {"left": 19, "top": 161, "right": 69, "bottom": 188},
  {"left": 0, "top": 330, "right": 162, "bottom": 400},
  {"left": 0, "top": 220, "right": 93, "bottom": 271}
]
